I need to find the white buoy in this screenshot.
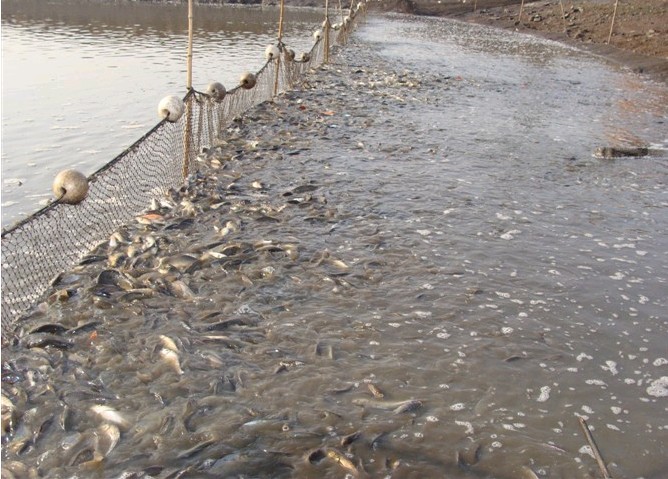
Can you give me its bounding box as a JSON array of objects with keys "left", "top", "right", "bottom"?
[
  {"left": 206, "top": 82, "right": 226, "bottom": 101},
  {"left": 297, "top": 52, "right": 311, "bottom": 63},
  {"left": 240, "top": 72, "right": 257, "bottom": 90},
  {"left": 265, "top": 44, "right": 280, "bottom": 61},
  {"left": 313, "top": 29, "right": 323, "bottom": 41},
  {"left": 52, "top": 169, "right": 89, "bottom": 205},
  {"left": 332, "top": 23, "right": 341, "bottom": 30},
  {"left": 158, "top": 95, "right": 185, "bottom": 122}
]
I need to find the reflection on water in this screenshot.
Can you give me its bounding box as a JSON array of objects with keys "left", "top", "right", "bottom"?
[{"left": 1, "top": 0, "right": 324, "bottom": 227}]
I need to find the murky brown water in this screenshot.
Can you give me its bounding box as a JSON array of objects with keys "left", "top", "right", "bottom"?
[{"left": 3, "top": 12, "right": 668, "bottom": 479}]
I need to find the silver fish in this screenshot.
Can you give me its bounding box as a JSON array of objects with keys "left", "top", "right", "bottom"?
[
  {"left": 89, "top": 405, "right": 130, "bottom": 431},
  {"left": 159, "top": 348, "right": 184, "bottom": 375},
  {"left": 351, "top": 398, "right": 423, "bottom": 414}
]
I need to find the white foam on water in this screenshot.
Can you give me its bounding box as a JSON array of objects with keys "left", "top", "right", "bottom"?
[
  {"left": 500, "top": 229, "right": 521, "bottom": 240},
  {"left": 585, "top": 379, "right": 607, "bottom": 386},
  {"left": 537, "top": 386, "right": 551, "bottom": 402},
  {"left": 602, "top": 360, "right": 619, "bottom": 375},
  {"left": 455, "top": 420, "right": 474, "bottom": 435},
  {"left": 579, "top": 445, "right": 595, "bottom": 458},
  {"left": 646, "top": 377, "right": 668, "bottom": 397}
]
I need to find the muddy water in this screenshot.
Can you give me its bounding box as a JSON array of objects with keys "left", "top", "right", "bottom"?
[{"left": 3, "top": 13, "right": 668, "bottom": 479}]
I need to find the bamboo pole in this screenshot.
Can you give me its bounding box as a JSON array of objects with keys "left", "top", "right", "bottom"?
[
  {"left": 183, "top": 0, "right": 194, "bottom": 180},
  {"left": 187, "top": 0, "right": 193, "bottom": 90},
  {"left": 273, "top": 0, "right": 285, "bottom": 97},
  {"left": 578, "top": 417, "right": 613, "bottom": 479},
  {"left": 324, "top": 0, "right": 330, "bottom": 63},
  {"left": 277, "top": 0, "right": 285, "bottom": 43},
  {"left": 518, "top": 0, "right": 525, "bottom": 24},
  {"left": 607, "top": 0, "right": 619, "bottom": 44},
  {"left": 338, "top": 0, "right": 344, "bottom": 23}
]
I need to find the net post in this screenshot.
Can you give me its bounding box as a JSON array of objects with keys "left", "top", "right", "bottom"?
[
  {"left": 324, "top": 0, "right": 330, "bottom": 63},
  {"left": 183, "top": 0, "right": 194, "bottom": 179},
  {"left": 273, "top": 0, "right": 285, "bottom": 97}
]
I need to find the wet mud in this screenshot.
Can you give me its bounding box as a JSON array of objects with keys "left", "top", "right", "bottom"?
[{"left": 3, "top": 13, "right": 668, "bottom": 479}]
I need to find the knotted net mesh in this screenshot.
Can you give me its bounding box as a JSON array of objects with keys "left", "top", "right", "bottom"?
[{"left": 0, "top": 6, "right": 365, "bottom": 343}]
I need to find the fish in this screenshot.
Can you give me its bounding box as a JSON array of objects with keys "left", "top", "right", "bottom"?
[
  {"left": 351, "top": 398, "right": 423, "bottom": 414},
  {"left": 94, "top": 423, "right": 120, "bottom": 459},
  {"left": 340, "top": 431, "right": 362, "bottom": 447},
  {"left": 1, "top": 394, "right": 16, "bottom": 434},
  {"left": 19, "top": 333, "right": 73, "bottom": 350},
  {"left": 159, "top": 254, "right": 200, "bottom": 273},
  {"left": 2, "top": 461, "right": 39, "bottom": 479},
  {"left": 159, "top": 348, "right": 184, "bottom": 375},
  {"left": 325, "top": 448, "right": 358, "bottom": 475},
  {"left": 89, "top": 405, "right": 131, "bottom": 431},
  {"left": 159, "top": 335, "right": 179, "bottom": 352},
  {"left": 456, "top": 443, "right": 482, "bottom": 470},
  {"left": 367, "top": 384, "right": 384, "bottom": 398},
  {"left": 177, "top": 437, "right": 217, "bottom": 459}
]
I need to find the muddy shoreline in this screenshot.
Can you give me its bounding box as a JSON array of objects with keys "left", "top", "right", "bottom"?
[{"left": 371, "top": 0, "right": 668, "bottom": 83}]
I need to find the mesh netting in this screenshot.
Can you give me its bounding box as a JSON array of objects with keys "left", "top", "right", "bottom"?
[{"left": 0, "top": 5, "right": 366, "bottom": 344}]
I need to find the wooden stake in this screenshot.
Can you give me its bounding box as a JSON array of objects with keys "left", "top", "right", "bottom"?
[
  {"left": 183, "top": 0, "right": 194, "bottom": 179},
  {"left": 277, "top": 0, "right": 285, "bottom": 43},
  {"left": 324, "top": 0, "right": 330, "bottom": 63},
  {"left": 518, "top": 0, "right": 525, "bottom": 24},
  {"left": 273, "top": 0, "right": 285, "bottom": 96},
  {"left": 578, "top": 417, "right": 613, "bottom": 479},
  {"left": 559, "top": 0, "right": 566, "bottom": 32},
  {"left": 187, "top": 0, "right": 193, "bottom": 90},
  {"left": 607, "top": 0, "right": 619, "bottom": 44}
]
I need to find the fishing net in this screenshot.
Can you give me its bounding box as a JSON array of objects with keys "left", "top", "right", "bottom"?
[{"left": 0, "top": 5, "right": 366, "bottom": 344}]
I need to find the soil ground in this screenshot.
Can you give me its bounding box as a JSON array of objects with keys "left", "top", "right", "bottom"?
[{"left": 371, "top": 0, "right": 668, "bottom": 82}]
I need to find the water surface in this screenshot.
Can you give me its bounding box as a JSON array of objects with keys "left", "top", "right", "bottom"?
[{"left": 1, "top": 0, "right": 325, "bottom": 227}]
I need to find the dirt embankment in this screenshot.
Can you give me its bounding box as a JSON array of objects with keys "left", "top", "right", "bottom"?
[{"left": 372, "top": 0, "right": 668, "bottom": 82}]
